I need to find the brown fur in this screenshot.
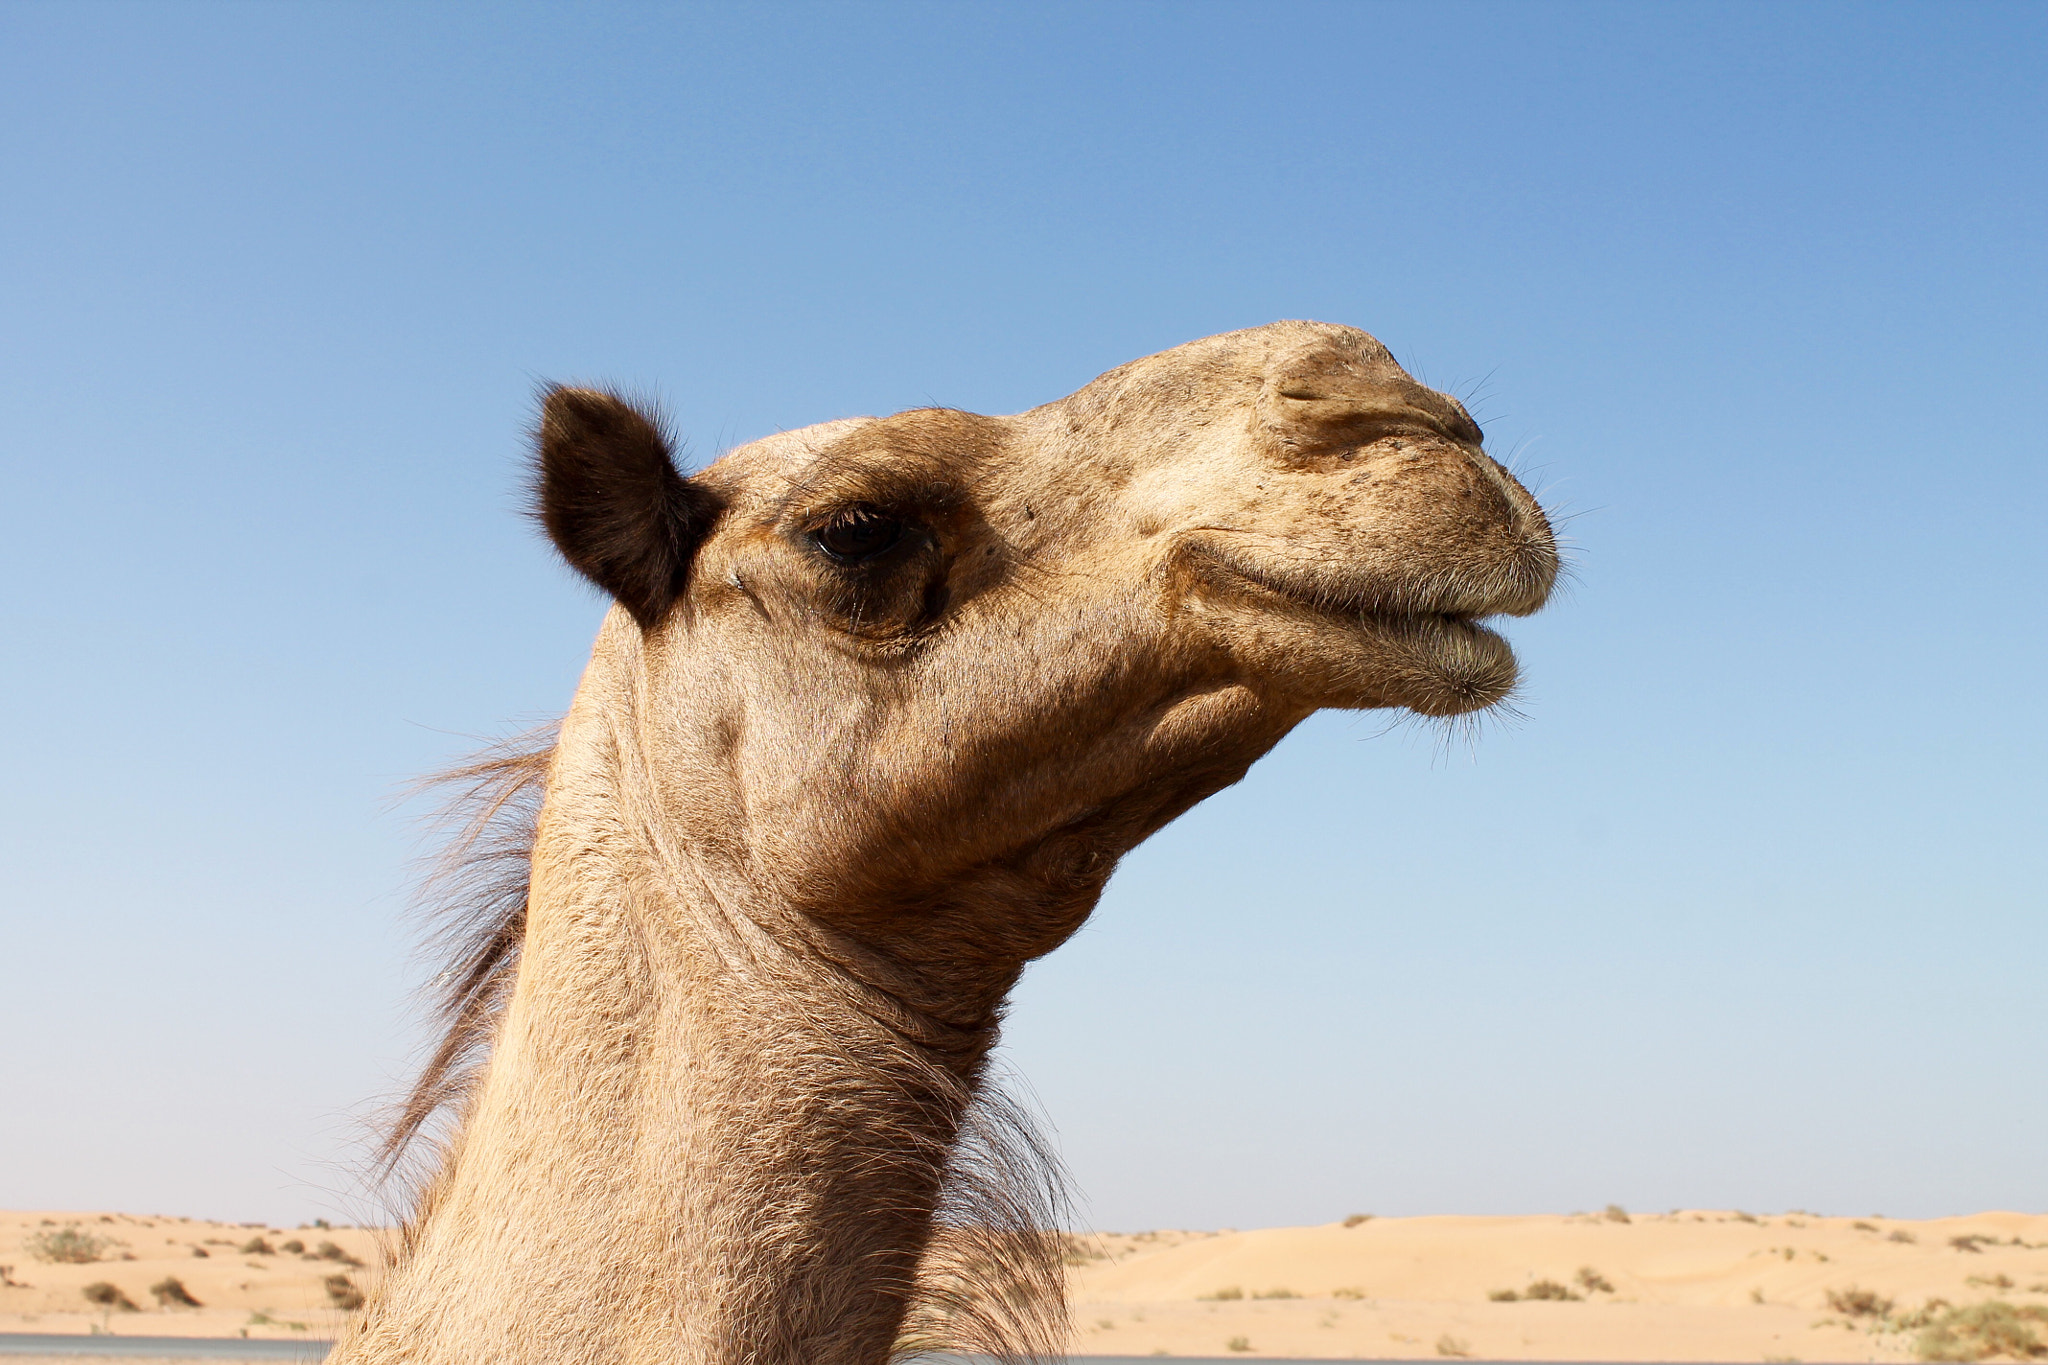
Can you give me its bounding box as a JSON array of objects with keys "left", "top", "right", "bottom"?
[{"left": 336, "top": 322, "right": 1560, "bottom": 1365}]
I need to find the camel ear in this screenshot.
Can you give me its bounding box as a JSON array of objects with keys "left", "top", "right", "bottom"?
[{"left": 534, "top": 386, "right": 719, "bottom": 629}]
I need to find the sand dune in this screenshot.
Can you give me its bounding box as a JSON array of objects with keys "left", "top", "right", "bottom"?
[
  {"left": 1066, "top": 1210, "right": 2048, "bottom": 1359},
  {"left": 6, "top": 1208, "right": 2047, "bottom": 1359},
  {"left": 0, "top": 1210, "right": 380, "bottom": 1344}
]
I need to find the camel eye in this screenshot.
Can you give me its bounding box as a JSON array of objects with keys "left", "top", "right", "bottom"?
[{"left": 814, "top": 506, "right": 904, "bottom": 563}]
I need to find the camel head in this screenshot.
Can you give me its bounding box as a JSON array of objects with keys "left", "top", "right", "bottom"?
[{"left": 536, "top": 320, "right": 1557, "bottom": 1013}]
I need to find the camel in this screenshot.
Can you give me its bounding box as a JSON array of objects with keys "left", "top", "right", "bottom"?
[{"left": 331, "top": 320, "right": 1558, "bottom": 1365}]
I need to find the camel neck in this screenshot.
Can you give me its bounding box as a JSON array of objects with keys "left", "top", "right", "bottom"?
[{"left": 335, "top": 711, "right": 993, "bottom": 1365}]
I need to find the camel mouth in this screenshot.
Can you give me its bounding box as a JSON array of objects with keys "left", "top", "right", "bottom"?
[{"left": 1181, "top": 538, "right": 1526, "bottom": 715}]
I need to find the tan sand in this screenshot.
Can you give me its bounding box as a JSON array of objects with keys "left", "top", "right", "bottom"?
[
  {"left": 1066, "top": 1210, "right": 2048, "bottom": 1359},
  {"left": 6, "top": 1208, "right": 2046, "bottom": 1359},
  {"left": 0, "top": 1209, "right": 380, "bottom": 1343}
]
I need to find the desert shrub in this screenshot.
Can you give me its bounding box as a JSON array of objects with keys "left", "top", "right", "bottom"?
[
  {"left": 26, "top": 1227, "right": 110, "bottom": 1264},
  {"left": 189, "top": 1245, "right": 209, "bottom": 1258},
  {"left": 1332, "top": 1286, "right": 1365, "bottom": 1300},
  {"left": 1523, "top": 1279, "right": 1581, "bottom": 1301},
  {"left": 1253, "top": 1287, "right": 1299, "bottom": 1300},
  {"left": 150, "top": 1277, "right": 201, "bottom": 1308},
  {"left": 324, "top": 1274, "right": 366, "bottom": 1310},
  {"left": 1826, "top": 1286, "right": 1894, "bottom": 1319},
  {"left": 1198, "top": 1285, "right": 1244, "bottom": 1301},
  {"left": 1916, "top": 1301, "right": 2048, "bottom": 1361},
  {"left": 1733, "top": 1211, "right": 1760, "bottom": 1224},
  {"left": 1436, "top": 1333, "right": 1471, "bottom": 1357},
  {"left": 1603, "top": 1204, "right": 1631, "bottom": 1224},
  {"left": 240, "top": 1237, "right": 275, "bottom": 1255},
  {"left": 1342, "top": 1213, "right": 1373, "bottom": 1228},
  {"left": 81, "top": 1282, "right": 139, "bottom": 1311},
  {"left": 1488, "top": 1288, "right": 1519, "bottom": 1302},
  {"left": 280, "top": 1239, "right": 306, "bottom": 1255},
  {"left": 1950, "top": 1235, "right": 1990, "bottom": 1254},
  {"left": 1853, "top": 1221, "right": 1879, "bottom": 1233},
  {"left": 1576, "top": 1266, "right": 1615, "bottom": 1294},
  {"left": 1967, "top": 1274, "right": 2016, "bottom": 1290},
  {"left": 316, "top": 1239, "right": 365, "bottom": 1267},
  {"left": 1891, "top": 1229, "right": 1919, "bottom": 1244},
  {"left": 1226, "top": 1337, "right": 1252, "bottom": 1353}
]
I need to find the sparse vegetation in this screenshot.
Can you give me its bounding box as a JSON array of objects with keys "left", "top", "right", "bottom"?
[
  {"left": 1331, "top": 1286, "right": 1365, "bottom": 1300},
  {"left": 150, "top": 1276, "right": 202, "bottom": 1308},
  {"left": 1967, "top": 1274, "right": 2016, "bottom": 1290},
  {"left": 1489, "top": 1288, "right": 1520, "bottom": 1302},
  {"left": 1733, "top": 1211, "right": 1760, "bottom": 1224},
  {"left": 1603, "top": 1204, "right": 1631, "bottom": 1224},
  {"left": 1825, "top": 1286, "right": 1894, "bottom": 1319},
  {"left": 1198, "top": 1286, "right": 1244, "bottom": 1301},
  {"left": 1915, "top": 1301, "right": 2048, "bottom": 1361},
  {"left": 1949, "top": 1235, "right": 1990, "bottom": 1254},
  {"left": 315, "top": 1239, "right": 365, "bottom": 1267},
  {"left": 81, "top": 1281, "right": 139, "bottom": 1311},
  {"left": 1252, "top": 1287, "right": 1299, "bottom": 1300},
  {"left": 1576, "top": 1266, "right": 1615, "bottom": 1294},
  {"left": 1852, "top": 1221, "right": 1879, "bottom": 1233},
  {"left": 1890, "top": 1229, "right": 1919, "bottom": 1244},
  {"left": 189, "top": 1245, "right": 209, "bottom": 1258},
  {"left": 1342, "top": 1213, "right": 1372, "bottom": 1228},
  {"left": 239, "top": 1236, "right": 275, "bottom": 1255},
  {"left": 1436, "top": 1333, "right": 1471, "bottom": 1357},
  {"left": 1226, "top": 1336, "right": 1252, "bottom": 1353},
  {"left": 26, "top": 1227, "right": 111, "bottom": 1263},
  {"left": 1524, "top": 1279, "right": 1582, "bottom": 1301},
  {"left": 325, "top": 1274, "right": 366, "bottom": 1310},
  {"left": 280, "top": 1239, "right": 306, "bottom": 1254}
]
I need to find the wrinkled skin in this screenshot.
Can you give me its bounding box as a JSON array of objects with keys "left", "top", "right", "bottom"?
[{"left": 335, "top": 321, "right": 1558, "bottom": 1365}]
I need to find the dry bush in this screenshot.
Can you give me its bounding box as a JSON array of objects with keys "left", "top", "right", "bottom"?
[
  {"left": 1733, "top": 1211, "right": 1761, "bottom": 1224},
  {"left": 1916, "top": 1301, "right": 2048, "bottom": 1361},
  {"left": 1488, "top": 1288, "right": 1520, "bottom": 1302},
  {"left": 1853, "top": 1221, "right": 1880, "bottom": 1233},
  {"left": 239, "top": 1237, "right": 275, "bottom": 1255},
  {"left": 1198, "top": 1286, "right": 1244, "bottom": 1301},
  {"left": 1950, "top": 1235, "right": 1991, "bottom": 1254},
  {"left": 280, "top": 1239, "right": 306, "bottom": 1255},
  {"left": 26, "top": 1227, "right": 110, "bottom": 1264},
  {"left": 1342, "top": 1213, "right": 1373, "bottom": 1228},
  {"left": 81, "top": 1282, "right": 139, "bottom": 1311},
  {"left": 189, "top": 1245, "right": 209, "bottom": 1259},
  {"left": 324, "top": 1274, "right": 366, "bottom": 1310},
  {"left": 315, "top": 1239, "right": 365, "bottom": 1268},
  {"left": 1603, "top": 1204, "right": 1631, "bottom": 1224},
  {"left": 149, "top": 1277, "right": 201, "bottom": 1308},
  {"left": 1331, "top": 1286, "right": 1366, "bottom": 1300},
  {"left": 1253, "top": 1288, "right": 1299, "bottom": 1300},
  {"left": 1523, "top": 1279, "right": 1581, "bottom": 1301},
  {"left": 1891, "top": 1229, "right": 1919, "bottom": 1244},
  {"left": 1826, "top": 1286, "right": 1895, "bottom": 1319},
  {"left": 1968, "top": 1274, "right": 2017, "bottom": 1290},
  {"left": 1226, "top": 1336, "right": 1252, "bottom": 1353},
  {"left": 1576, "top": 1266, "right": 1615, "bottom": 1294}
]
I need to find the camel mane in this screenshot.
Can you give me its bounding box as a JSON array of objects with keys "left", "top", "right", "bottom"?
[{"left": 382, "top": 731, "right": 1072, "bottom": 1363}]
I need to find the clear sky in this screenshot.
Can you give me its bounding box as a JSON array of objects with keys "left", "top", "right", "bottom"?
[{"left": 2, "top": 1, "right": 2042, "bottom": 1231}]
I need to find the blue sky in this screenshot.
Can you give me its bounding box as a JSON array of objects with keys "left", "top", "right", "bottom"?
[{"left": 2, "top": 1, "right": 2042, "bottom": 1229}]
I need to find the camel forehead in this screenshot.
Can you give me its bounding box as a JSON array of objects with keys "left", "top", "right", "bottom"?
[{"left": 705, "top": 416, "right": 879, "bottom": 488}]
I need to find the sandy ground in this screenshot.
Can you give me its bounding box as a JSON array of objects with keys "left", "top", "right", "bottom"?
[
  {"left": 1064, "top": 1211, "right": 2048, "bottom": 1359},
  {"left": 0, "top": 1210, "right": 380, "bottom": 1344},
  {"left": 6, "top": 1208, "right": 2047, "bottom": 1359}
]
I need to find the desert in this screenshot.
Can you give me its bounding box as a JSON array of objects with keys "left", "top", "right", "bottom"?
[{"left": 6, "top": 1208, "right": 2047, "bottom": 1360}]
